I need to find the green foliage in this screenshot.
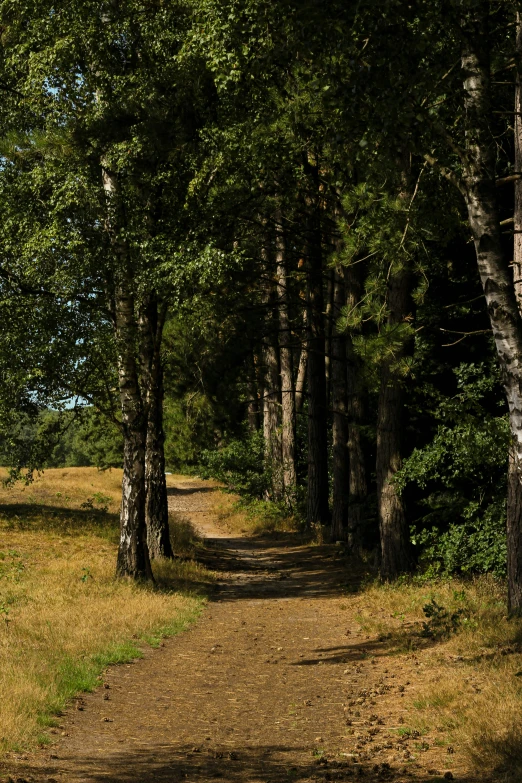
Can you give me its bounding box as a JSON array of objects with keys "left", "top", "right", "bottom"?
[
  {"left": 162, "top": 303, "right": 260, "bottom": 470},
  {"left": 399, "top": 363, "right": 508, "bottom": 577},
  {"left": 234, "top": 494, "right": 300, "bottom": 533},
  {"left": 164, "top": 393, "right": 216, "bottom": 469},
  {"left": 413, "top": 503, "right": 507, "bottom": 578},
  {"left": 0, "top": 0, "right": 518, "bottom": 594},
  {"left": 0, "top": 408, "right": 123, "bottom": 472},
  {"left": 199, "top": 430, "right": 268, "bottom": 498},
  {"left": 68, "top": 411, "right": 123, "bottom": 471}
]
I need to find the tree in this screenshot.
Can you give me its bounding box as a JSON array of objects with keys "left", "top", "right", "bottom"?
[{"left": 0, "top": 0, "right": 215, "bottom": 578}]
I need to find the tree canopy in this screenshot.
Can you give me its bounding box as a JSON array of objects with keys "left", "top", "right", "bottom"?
[{"left": 1, "top": 0, "right": 522, "bottom": 607}]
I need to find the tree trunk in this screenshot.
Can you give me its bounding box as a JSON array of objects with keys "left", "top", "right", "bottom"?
[
  {"left": 460, "top": 7, "right": 522, "bottom": 612},
  {"left": 263, "top": 333, "right": 282, "bottom": 500},
  {"left": 324, "top": 268, "right": 334, "bottom": 410},
  {"left": 114, "top": 283, "right": 153, "bottom": 580},
  {"left": 262, "top": 265, "right": 283, "bottom": 501},
  {"left": 330, "top": 266, "right": 349, "bottom": 540},
  {"left": 508, "top": 449, "right": 522, "bottom": 612},
  {"left": 513, "top": 28, "right": 522, "bottom": 297},
  {"left": 344, "top": 262, "right": 368, "bottom": 552},
  {"left": 306, "top": 209, "right": 330, "bottom": 527},
  {"left": 140, "top": 297, "right": 172, "bottom": 560},
  {"left": 275, "top": 210, "right": 297, "bottom": 504},
  {"left": 102, "top": 162, "right": 153, "bottom": 581},
  {"left": 346, "top": 366, "right": 367, "bottom": 551},
  {"left": 376, "top": 265, "right": 412, "bottom": 580},
  {"left": 145, "top": 377, "right": 171, "bottom": 560},
  {"left": 247, "top": 373, "right": 261, "bottom": 432},
  {"left": 507, "top": 11, "right": 522, "bottom": 614},
  {"left": 295, "top": 303, "right": 308, "bottom": 415}
]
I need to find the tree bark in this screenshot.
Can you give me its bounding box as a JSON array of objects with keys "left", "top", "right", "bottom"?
[
  {"left": 306, "top": 207, "right": 330, "bottom": 527},
  {"left": 275, "top": 210, "right": 297, "bottom": 504},
  {"left": 262, "top": 264, "right": 283, "bottom": 501},
  {"left": 247, "top": 366, "right": 262, "bottom": 432},
  {"left": 508, "top": 449, "right": 522, "bottom": 612},
  {"left": 140, "top": 296, "right": 172, "bottom": 560},
  {"left": 344, "top": 262, "right": 368, "bottom": 551},
  {"left": 263, "top": 333, "right": 282, "bottom": 500},
  {"left": 324, "top": 268, "right": 335, "bottom": 410},
  {"left": 102, "top": 163, "right": 153, "bottom": 581},
  {"left": 376, "top": 265, "right": 412, "bottom": 580},
  {"left": 330, "top": 266, "right": 349, "bottom": 540},
  {"left": 507, "top": 11, "right": 522, "bottom": 614},
  {"left": 513, "top": 27, "right": 522, "bottom": 313},
  {"left": 295, "top": 302, "right": 308, "bottom": 415},
  {"left": 460, "top": 7, "right": 522, "bottom": 611},
  {"left": 114, "top": 283, "right": 153, "bottom": 580}
]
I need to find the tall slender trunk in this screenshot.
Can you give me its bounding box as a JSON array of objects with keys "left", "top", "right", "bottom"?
[
  {"left": 102, "top": 163, "right": 152, "bottom": 581},
  {"left": 324, "top": 268, "right": 335, "bottom": 410},
  {"left": 306, "top": 205, "right": 330, "bottom": 527},
  {"left": 247, "top": 354, "right": 262, "bottom": 432},
  {"left": 262, "top": 259, "right": 283, "bottom": 501},
  {"left": 376, "top": 264, "right": 412, "bottom": 579},
  {"left": 507, "top": 11, "right": 522, "bottom": 613},
  {"left": 459, "top": 7, "right": 522, "bottom": 612},
  {"left": 263, "top": 334, "right": 282, "bottom": 500},
  {"left": 145, "top": 363, "right": 171, "bottom": 559},
  {"left": 331, "top": 266, "right": 349, "bottom": 540},
  {"left": 515, "top": 12, "right": 522, "bottom": 317},
  {"left": 114, "top": 284, "right": 153, "bottom": 580},
  {"left": 140, "top": 297, "right": 172, "bottom": 560},
  {"left": 345, "top": 263, "right": 368, "bottom": 552},
  {"left": 275, "top": 210, "right": 297, "bottom": 503},
  {"left": 295, "top": 303, "right": 308, "bottom": 415}
]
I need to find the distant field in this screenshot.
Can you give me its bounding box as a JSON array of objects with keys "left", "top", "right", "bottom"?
[{"left": 0, "top": 467, "right": 211, "bottom": 755}]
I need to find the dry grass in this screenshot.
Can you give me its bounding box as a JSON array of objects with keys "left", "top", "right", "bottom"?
[
  {"left": 0, "top": 468, "right": 212, "bottom": 755},
  {"left": 210, "top": 490, "right": 299, "bottom": 535},
  {"left": 356, "top": 574, "right": 522, "bottom": 780}
]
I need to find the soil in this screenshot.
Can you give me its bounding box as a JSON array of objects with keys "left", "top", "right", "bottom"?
[{"left": 3, "top": 478, "right": 484, "bottom": 783}]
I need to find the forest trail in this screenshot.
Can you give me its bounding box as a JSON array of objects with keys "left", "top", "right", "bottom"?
[{"left": 7, "top": 478, "right": 478, "bottom": 783}]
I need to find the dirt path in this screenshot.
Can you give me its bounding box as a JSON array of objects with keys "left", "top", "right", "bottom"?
[{"left": 6, "top": 479, "right": 480, "bottom": 783}]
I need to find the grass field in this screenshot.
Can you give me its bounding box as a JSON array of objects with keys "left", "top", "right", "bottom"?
[
  {"left": 0, "top": 467, "right": 212, "bottom": 755},
  {"left": 354, "top": 576, "right": 522, "bottom": 779}
]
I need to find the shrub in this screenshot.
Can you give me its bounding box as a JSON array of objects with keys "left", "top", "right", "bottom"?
[{"left": 199, "top": 430, "right": 268, "bottom": 498}]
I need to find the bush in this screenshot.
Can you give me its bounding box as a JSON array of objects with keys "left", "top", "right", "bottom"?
[
  {"left": 412, "top": 499, "right": 507, "bottom": 578},
  {"left": 398, "top": 363, "right": 509, "bottom": 577},
  {"left": 199, "top": 430, "right": 268, "bottom": 498}
]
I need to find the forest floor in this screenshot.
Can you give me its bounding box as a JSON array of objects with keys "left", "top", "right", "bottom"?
[{"left": 1, "top": 476, "right": 491, "bottom": 783}]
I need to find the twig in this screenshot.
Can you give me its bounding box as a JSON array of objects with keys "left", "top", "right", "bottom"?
[
  {"left": 424, "top": 153, "right": 467, "bottom": 197},
  {"left": 496, "top": 174, "right": 522, "bottom": 186}
]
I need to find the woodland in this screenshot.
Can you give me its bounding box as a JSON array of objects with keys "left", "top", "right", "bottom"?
[{"left": 1, "top": 0, "right": 522, "bottom": 609}]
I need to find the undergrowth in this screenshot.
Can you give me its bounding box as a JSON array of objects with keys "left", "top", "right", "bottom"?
[{"left": 210, "top": 490, "right": 299, "bottom": 535}]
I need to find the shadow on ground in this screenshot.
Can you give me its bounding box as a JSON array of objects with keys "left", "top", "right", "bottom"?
[
  {"left": 167, "top": 485, "right": 216, "bottom": 496},
  {"left": 195, "top": 530, "right": 441, "bottom": 660},
  {"left": 0, "top": 503, "right": 119, "bottom": 534},
  {"left": 197, "top": 532, "right": 367, "bottom": 601},
  {"left": 8, "top": 743, "right": 483, "bottom": 783}
]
